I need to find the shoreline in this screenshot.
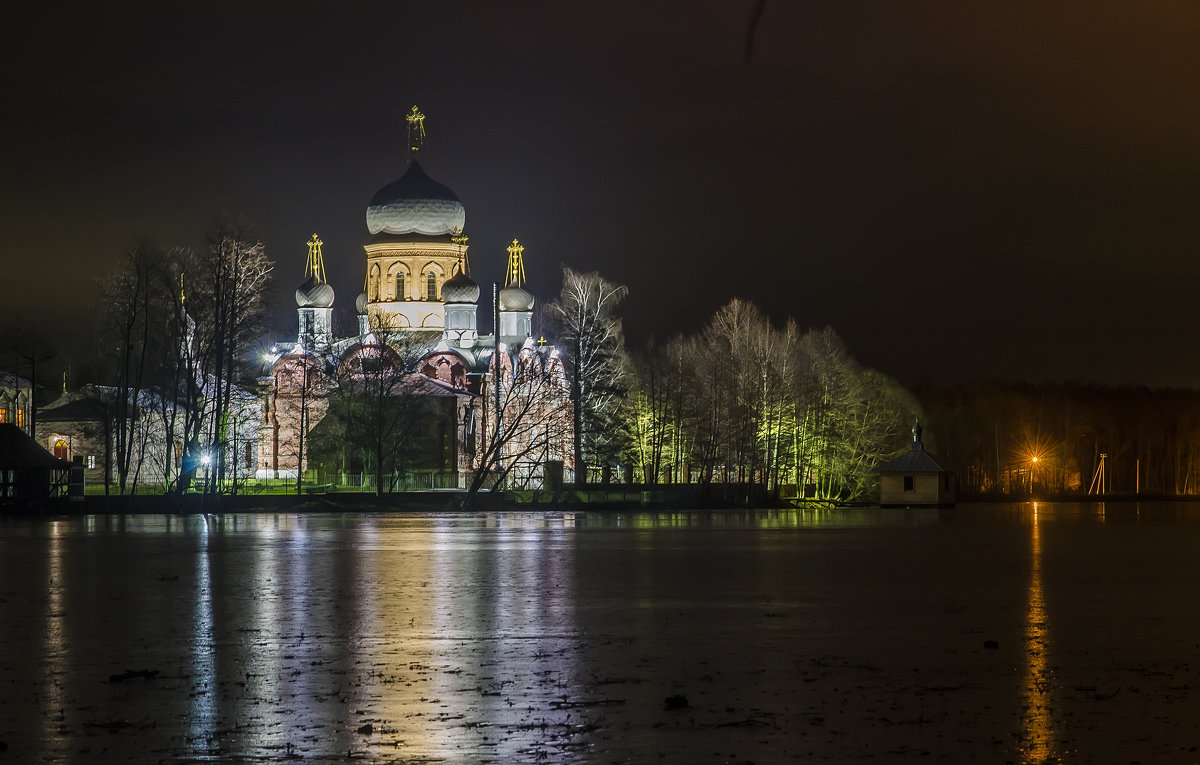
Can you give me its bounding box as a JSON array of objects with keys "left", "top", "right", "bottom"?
[{"left": 3, "top": 490, "right": 1197, "bottom": 516}]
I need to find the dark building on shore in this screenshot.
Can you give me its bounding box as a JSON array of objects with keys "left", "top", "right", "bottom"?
[{"left": 0, "top": 423, "right": 71, "bottom": 506}]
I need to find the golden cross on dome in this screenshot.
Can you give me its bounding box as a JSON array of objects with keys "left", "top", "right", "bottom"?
[
  {"left": 306, "top": 233, "right": 326, "bottom": 283},
  {"left": 505, "top": 238, "right": 526, "bottom": 288},
  {"left": 406, "top": 105, "right": 427, "bottom": 156},
  {"left": 537, "top": 335, "right": 547, "bottom": 347}
]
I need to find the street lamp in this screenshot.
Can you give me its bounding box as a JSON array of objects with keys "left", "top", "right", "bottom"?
[
  {"left": 1030, "top": 456, "right": 1038, "bottom": 498},
  {"left": 199, "top": 453, "right": 213, "bottom": 495}
]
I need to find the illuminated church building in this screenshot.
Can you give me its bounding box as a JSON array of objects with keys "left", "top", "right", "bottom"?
[{"left": 257, "top": 109, "right": 573, "bottom": 486}]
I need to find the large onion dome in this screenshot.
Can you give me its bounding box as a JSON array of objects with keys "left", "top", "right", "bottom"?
[
  {"left": 499, "top": 285, "right": 534, "bottom": 312},
  {"left": 442, "top": 269, "right": 480, "bottom": 304},
  {"left": 365, "top": 160, "right": 466, "bottom": 237},
  {"left": 295, "top": 275, "right": 335, "bottom": 308}
]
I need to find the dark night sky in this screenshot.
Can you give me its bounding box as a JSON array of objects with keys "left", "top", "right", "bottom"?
[{"left": 5, "top": 1, "right": 1200, "bottom": 388}]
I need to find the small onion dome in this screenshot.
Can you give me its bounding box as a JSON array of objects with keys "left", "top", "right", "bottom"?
[
  {"left": 295, "top": 275, "right": 335, "bottom": 308},
  {"left": 355, "top": 291, "right": 368, "bottom": 315},
  {"left": 499, "top": 285, "right": 534, "bottom": 312},
  {"left": 442, "top": 270, "right": 480, "bottom": 304},
  {"left": 366, "top": 160, "right": 466, "bottom": 237}
]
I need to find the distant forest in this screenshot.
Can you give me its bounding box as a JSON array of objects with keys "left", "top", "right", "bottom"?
[{"left": 920, "top": 383, "right": 1200, "bottom": 498}]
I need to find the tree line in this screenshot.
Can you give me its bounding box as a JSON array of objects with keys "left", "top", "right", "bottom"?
[
  {"left": 560, "top": 281, "right": 921, "bottom": 503},
  {"left": 58, "top": 234, "right": 925, "bottom": 500},
  {"left": 920, "top": 382, "right": 1200, "bottom": 498},
  {"left": 77, "top": 220, "right": 271, "bottom": 494}
]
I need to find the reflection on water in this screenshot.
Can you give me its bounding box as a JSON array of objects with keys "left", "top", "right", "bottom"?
[
  {"left": 1021, "top": 504, "right": 1055, "bottom": 763},
  {"left": 41, "top": 522, "right": 65, "bottom": 758},
  {"left": 10, "top": 504, "right": 1200, "bottom": 762},
  {"left": 189, "top": 516, "right": 216, "bottom": 754}
]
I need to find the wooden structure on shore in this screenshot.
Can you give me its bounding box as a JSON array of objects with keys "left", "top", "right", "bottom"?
[{"left": 875, "top": 421, "right": 956, "bottom": 508}]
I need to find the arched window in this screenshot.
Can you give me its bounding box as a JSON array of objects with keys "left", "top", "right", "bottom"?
[
  {"left": 395, "top": 272, "right": 405, "bottom": 301},
  {"left": 427, "top": 272, "right": 437, "bottom": 300},
  {"left": 53, "top": 440, "right": 68, "bottom": 460}
]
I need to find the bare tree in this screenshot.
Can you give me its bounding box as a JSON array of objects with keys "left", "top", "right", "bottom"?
[
  {"left": 98, "top": 242, "right": 173, "bottom": 494},
  {"left": 0, "top": 315, "right": 56, "bottom": 439},
  {"left": 546, "top": 268, "right": 630, "bottom": 485},
  {"left": 314, "top": 330, "right": 429, "bottom": 496},
  {"left": 465, "top": 343, "right": 572, "bottom": 503},
  {"left": 175, "top": 220, "right": 273, "bottom": 494}
]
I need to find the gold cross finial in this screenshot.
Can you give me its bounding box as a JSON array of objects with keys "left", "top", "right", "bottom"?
[
  {"left": 537, "top": 335, "right": 547, "bottom": 347},
  {"left": 306, "top": 233, "right": 326, "bottom": 283},
  {"left": 505, "top": 238, "right": 526, "bottom": 288},
  {"left": 406, "top": 105, "right": 427, "bottom": 156}
]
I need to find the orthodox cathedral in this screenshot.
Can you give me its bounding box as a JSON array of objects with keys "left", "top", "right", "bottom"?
[{"left": 256, "top": 108, "right": 572, "bottom": 489}]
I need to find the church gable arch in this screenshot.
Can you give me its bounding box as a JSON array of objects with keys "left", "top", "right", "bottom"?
[{"left": 368, "top": 263, "right": 381, "bottom": 301}]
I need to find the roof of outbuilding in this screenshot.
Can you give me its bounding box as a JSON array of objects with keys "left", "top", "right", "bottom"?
[
  {"left": 0, "top": 424, "right": 70, "bottom": 469},
  {"left": 875, "top": 446, "right": 953, "bottom": 473}
]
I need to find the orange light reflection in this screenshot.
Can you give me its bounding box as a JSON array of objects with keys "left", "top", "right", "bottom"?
[{"left": 1021, "top": 506, "right": 1055, "bottom": 763}]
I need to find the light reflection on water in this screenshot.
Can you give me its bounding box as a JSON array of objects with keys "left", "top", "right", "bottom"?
[
  {"left": 6, "top": 503, "right": 1200, "bottom": 762},
  {"left": 41, "top": 521, "right": 65, "bottom": 758},
  {"left": 1021, "top": 503, "right": 1055, "bottom": 764},
  {"left": 189, "top": 517, "right": 216, "bottom": 755}
]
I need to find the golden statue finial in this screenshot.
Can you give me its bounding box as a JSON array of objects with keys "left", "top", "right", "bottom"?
[
  {"left": 505, "top": 238, "right": 526, "bottom": 288},
  {"left": 406, "top": 105, "right": 427, "bottom": 156},
  {"left": 305, "top": 233, "right": 326, "bottom": 283}
]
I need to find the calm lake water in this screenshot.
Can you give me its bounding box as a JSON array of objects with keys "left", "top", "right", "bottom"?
[{"left": 2, "top": 502, "right": 1199, "bottom": 763}]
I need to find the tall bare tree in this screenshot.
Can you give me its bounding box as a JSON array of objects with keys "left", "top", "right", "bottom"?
[
  {"left": 98, "top": 242, "right": 172, "bottom": 494},
  {"left": 547, "top": 268, "right": 630, "bottom": 485},
  {"left": 174, "top": 219, "right": 273, "bottom": 494}
]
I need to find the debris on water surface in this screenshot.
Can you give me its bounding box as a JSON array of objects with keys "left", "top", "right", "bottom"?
[
  {"left": 108, "top": 669, "right": 159, "bottom": 683},
  {"left": 663, "top": 694, "right": 688, "bottom": 710}
]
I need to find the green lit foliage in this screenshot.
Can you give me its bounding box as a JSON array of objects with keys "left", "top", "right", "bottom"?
[{"left": 627, "top": 300, "right": 919, "bottom": 501}]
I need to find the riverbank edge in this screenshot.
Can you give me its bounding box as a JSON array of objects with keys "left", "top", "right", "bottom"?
[{"left": 0, "top": 488, "right": 832, "bottom": 515}]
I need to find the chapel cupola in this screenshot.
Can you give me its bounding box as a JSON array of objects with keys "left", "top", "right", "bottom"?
[
  {"left": 295, "top": 234, "right": 334, "bottom": 355},
  {"left": 442, "top": 258, "right": 480, "bottom": 349},
  {"left": 498, "top": 238, "right": 535, "bottom": 345}
]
